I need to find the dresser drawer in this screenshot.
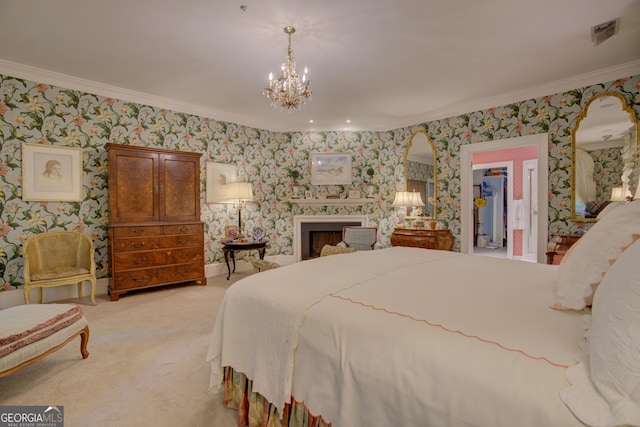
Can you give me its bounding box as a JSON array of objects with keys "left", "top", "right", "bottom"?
[
  {"left": 113, "top": 234, "right": 204, "bottom": 252},
  {"left": 112, "top": 247, "right": 204, "bottom": 270},
  {"left": 112, "top": 262, "right": 204, "bottom": 291},
  {"left": 163, "top": 223, "right": 203, "bottom": 235},
  {"left": 112, "top": 226, "right": 163, "bottom": 238}
]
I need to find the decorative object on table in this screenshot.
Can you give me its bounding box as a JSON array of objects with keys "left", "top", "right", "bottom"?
[
  {"left": 430, "top": 221, "right": 437, "bottom": 230},
  {"left": 264, "top": 26, "right": 311, "bottom": 110},
  {"left": 348, "top": 190, "right": 361, "bottom": 199},
  {"left": 365, "top": 167, "right": 376, "bottom": 198},
  {"left": 291, "top": 186, "right": 301, "bottom": 199},
  {"left": 224, "top": 182, "right": 253, "bottom": 236},
  {"left": 224, "top": 225, "right": 239, "bottom": 242},
  {"left": 288, "top": 169, "right": 302, "bottom": 198},
  {"left": 205, "top": 162, "right": 237, "bottom": 203},
  {"left": 252, "top": 226, "right": 265, "bottom": 241},
  {"left": 22, "top": 143, "right": 83, "bottom": 202},
  {"left": 413, "top": 219, "right": 426, "bottom": 229},
  {"left": 304, "top": 190, "right": 313, "bottom": 199},
  {"left": 310, "top": 153, "right": 352, "bottom": 185},
  {"left": 392, "top": 190, "right": 425, "bottom": 227}
]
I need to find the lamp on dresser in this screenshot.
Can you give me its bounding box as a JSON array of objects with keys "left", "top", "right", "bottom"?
[
  {"left": 392, "top": 191, "right": 424, "bottom": 227},
  {"left": 225, "top": 182, "right": 253, "bottom": 236}
]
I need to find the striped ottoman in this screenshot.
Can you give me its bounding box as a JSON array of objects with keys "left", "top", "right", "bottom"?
[{"left": 0, "top": 303, "right": 89, "bottom": 377}]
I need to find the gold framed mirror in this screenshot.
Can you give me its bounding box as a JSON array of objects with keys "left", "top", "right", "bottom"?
[
  {"left": 404, "top": 130, "right": 437, "bottom": 220},
  {"left": 571, "top": 92, "right": 639, "bottom": 222}
]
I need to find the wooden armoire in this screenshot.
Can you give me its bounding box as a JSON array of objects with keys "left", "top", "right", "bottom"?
[{"left": 106, "top": 143, "right": 206, "bottom": 301}]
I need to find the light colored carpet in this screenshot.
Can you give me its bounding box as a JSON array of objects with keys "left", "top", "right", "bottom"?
[{"left": 0, "top": 273, "right": 251, "bottom": 427}]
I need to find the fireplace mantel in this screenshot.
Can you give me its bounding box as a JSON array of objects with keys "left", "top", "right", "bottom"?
[{"left": 290, "top": 198, "right": 374, "bottom": 207}]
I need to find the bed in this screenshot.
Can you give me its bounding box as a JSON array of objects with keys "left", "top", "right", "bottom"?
[{"left": 207, "top": 200, "right": 640, "bottom": 427}]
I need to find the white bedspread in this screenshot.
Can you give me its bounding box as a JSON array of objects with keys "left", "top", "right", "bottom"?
[{"left": 207, "top": 247, "right": 587, "bottom": 426}]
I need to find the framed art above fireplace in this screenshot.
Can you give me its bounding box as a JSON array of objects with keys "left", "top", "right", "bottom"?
[{"left": 310, "top": 153, "right": 352, "bottom": 185}]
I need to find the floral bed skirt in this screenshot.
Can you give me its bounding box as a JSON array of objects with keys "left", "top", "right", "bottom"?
[{"left": 222, "top": 366, "right": 331, "bottom": 427}]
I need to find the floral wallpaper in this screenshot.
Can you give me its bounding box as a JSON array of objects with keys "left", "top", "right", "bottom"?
[
  {"left": 0, "top": 73, "right": 639, "bottom": 290},
  {"left": 591, "top": 147, "right": 623, "bottom": 200},
  {"left": 407, "top": 159, "right": 432, "bottom": 182}
]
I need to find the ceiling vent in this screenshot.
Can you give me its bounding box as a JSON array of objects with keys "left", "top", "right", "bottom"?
[{"left": 591, "top": 18, "right": 619, "bottom": 46}]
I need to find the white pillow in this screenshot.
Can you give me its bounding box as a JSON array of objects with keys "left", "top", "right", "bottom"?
[
  {"left": 553, "top": 200, "right": 640, "bottom": 310},
  {"left": 589, "top": 239, "right": 640, "bottom": 425}
]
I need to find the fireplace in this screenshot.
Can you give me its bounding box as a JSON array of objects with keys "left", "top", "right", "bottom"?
[{"left": 294, "top": 215, "right": 368, "bottom": 261}]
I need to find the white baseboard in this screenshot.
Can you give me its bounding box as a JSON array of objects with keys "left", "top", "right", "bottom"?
[{"left": 0, "top": 256, "right": 298, "bottom": 309}]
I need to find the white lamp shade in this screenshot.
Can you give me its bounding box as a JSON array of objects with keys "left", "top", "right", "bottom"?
[
  {"left": 409, "top": 191, "right": 425, "bottom": 206},
  {"left": 392, "top": 191, "right": 424, "bottom": 207},
  {"left": 610, "top": 186, "right": 624, "bottom": 202},
  {"left": 224, "top": 182, "right": 253, "bottom": 202}
]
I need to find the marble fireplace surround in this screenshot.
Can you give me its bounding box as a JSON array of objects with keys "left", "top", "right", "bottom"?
[{"left": 294, "top": 215, "right": 370, "bottom": 262}]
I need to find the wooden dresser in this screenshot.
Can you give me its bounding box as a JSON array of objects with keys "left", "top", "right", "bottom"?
[
  {"left": 106, "top": 144, "right": 206, "bottom": 301},
  {"left": 390, "top": 227, "right": 454, "bottom": 251},
  {"left": 546, "top": 234, "right": 582, "bottom": 264}
]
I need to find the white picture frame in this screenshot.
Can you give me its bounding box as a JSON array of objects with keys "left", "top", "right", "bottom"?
[
  {"left": 310, "top": 153, "right": 352, "bottom": 185},
  {"left": 22, "top": 143, "right": 82, "bottom": 202},
  {"left": 206, "top": 162, "right": 237, "bottom": 203}
]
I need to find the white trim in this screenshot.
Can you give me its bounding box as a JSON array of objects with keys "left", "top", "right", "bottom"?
[
  {"left": 2, "top": 59, "right": 638, "bottom": 132},
  {"left": 461, "top": 134, "right": 548, "bottom": 263},
  {"left": 294, "top": 215, "right": 369, "bottom": 262},
  {"left": 522, "top": 159, "right": 539, "bottom": 261},
  {"left": 472, "top": 161, "right": 514, "bottom": 259},
  {"left": 290, "top": 198, "right": 374, "bottom": 206}
]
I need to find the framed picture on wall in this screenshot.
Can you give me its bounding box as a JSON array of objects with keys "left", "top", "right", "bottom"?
[
  {"left": 22, "top": 143, "right": 83, "bottom": 202},
  {"left": 206, "top": 162, "right": 237, "bottom": 203},
  {"left": 310, "top": 153, "right": 352, "bottom": 185}
]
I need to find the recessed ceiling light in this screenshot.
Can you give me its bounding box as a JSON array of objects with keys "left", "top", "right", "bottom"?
[
  {"left": 309, "top": 119, "right": 314, "bottom": 123},
  {"left": 346, "top": 119, "right": 351, "bottom": 124}
]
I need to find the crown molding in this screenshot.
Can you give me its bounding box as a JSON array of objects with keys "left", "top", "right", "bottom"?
[
  {"left": 387, "top": 59, "right": 640, "bottom": 130},
  {"left": 2, "top": 58, "right": 639, "bottom": 133},
  {"left": 0, "top": 59, "right": 253, "bottom": 129}
]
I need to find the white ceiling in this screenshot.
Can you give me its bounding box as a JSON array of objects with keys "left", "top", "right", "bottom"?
[{"left": 1, "top": 0, "right": 639, "bottom": 133}]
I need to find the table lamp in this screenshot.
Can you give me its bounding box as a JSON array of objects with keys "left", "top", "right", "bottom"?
[
  {"left": 225, "top": 182, "right": 253, "bottom": 235},
  {"left": 392, "top": 191, "right": 424, "bottom": 227}
]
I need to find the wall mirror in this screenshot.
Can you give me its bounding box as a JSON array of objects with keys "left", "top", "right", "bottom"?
[
  {"left": 571, "top": 92, "right": 639, "bottom": 222},
  {"left": 404, "top": 130, "right": 437, "bottom": 219}
]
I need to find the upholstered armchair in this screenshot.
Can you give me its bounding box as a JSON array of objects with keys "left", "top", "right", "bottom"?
[
  {"left": 23, "top": 231, "right": 97, "bottom": 305},
  {"left": 337, "top": 226, "right": 383, "bottom": 251}
]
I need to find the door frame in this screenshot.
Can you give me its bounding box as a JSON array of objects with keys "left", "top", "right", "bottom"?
[{"left": 461, "top": 133, "right": 548, "bottom": 263}]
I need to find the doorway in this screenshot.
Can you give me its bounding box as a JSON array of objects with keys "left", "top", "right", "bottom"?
[
  {"left": 461, "top": 134, "right": 549, "bottom": 263},
  {"left": 473, "top": 162, "right": 512, "bottom": 259}
]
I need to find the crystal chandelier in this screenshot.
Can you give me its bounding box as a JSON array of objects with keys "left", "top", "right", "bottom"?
[{"left": 264, "top": 26, "right": 311, "bottom": 110}]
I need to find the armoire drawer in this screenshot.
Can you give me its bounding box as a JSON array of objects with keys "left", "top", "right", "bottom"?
[
  {"left": 112, "top": 247, "right": 204, "bottom": 270},
  {"left": 113, "top": 234, "right": 204, "bottom": 252}
]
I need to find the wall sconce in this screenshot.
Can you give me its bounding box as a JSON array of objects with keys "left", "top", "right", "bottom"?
[{"left": 225, "top": 182, "right": 253, "bottom": 235}]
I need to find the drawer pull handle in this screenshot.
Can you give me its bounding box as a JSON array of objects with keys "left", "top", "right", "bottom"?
[
  {"left": 177, "top": 270, "right": 192, "bottom": 276},
  {"left": 132, "top": 242, "right": 145, "bottom": 249},
  {"left": 132, "top": 276, "right": 148, "bottom": 282},
  {"left": 133, "top": 257, "right": 147, "bottom": 265},
  {"left": 179, "top": 252, "right": 192, "bottom": 259},
  {"left": 177, "top": 239, "right": 190, "bottom": 245},
  {"left": 131, "top": 228, "right": 145, "bottom": 234},
  {"left": 179, "top": 227, "right": 189, "bottom": 233}
]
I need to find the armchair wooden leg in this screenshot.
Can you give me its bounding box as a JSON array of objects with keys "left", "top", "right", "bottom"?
[
  {"left": 90, "top": 279, "right": 96, "bottom": 305},
  {"left": 77, "top": 282, "right": 83, "bottom": 301},
  {"left": 38, "top": 287, "right": 43, "bottom": 304},
  {"left": 24, "top": 286, "right": 31, "bottom": 304}
]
